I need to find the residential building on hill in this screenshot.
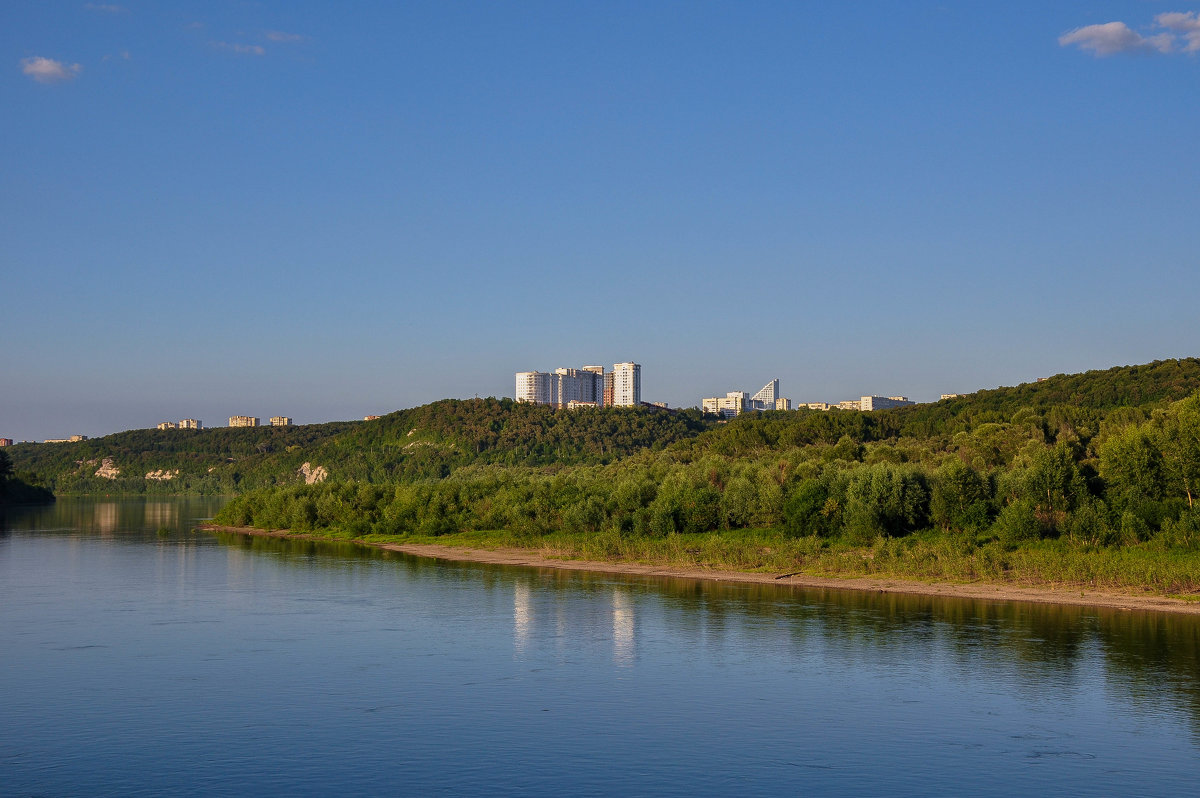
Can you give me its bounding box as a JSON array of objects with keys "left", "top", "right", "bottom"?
[
  {"left": 702, "top": 378, "right": 790, "bottom": 417},
  {"left": 229, "top": 416, "right": 259, "bottom": 427},
  {"left": 611, "top": 362, "right": 641, "bottom": 407},
  {"left": 858, "top": 396, "right": 915, "bottom": 411},
  {"left": 0, "top": 438, "right": 12, "bottom": 447},
  {"left": 515, "top": 361, "right": 640, "bottom": 408},
  {"left": 270, "top": 417, "right": 293, "bottom": 427},
  {"left": 157, "top": 422, "right": 177, "bottom": 430},
  {"left": 178, "top": 419, "right": 202, "bottom": 429}
]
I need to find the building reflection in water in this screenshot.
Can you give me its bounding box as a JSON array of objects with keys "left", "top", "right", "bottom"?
[
  {"left": 514, "top": 580, "right": 532, "bottom": 657},
  {"left": 612, "top": 587, "right": 635, "bottom": 666}
]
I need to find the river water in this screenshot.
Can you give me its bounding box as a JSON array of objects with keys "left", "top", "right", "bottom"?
[{"left": 3, "top": 498, "right": 1200, "bottom": 796}]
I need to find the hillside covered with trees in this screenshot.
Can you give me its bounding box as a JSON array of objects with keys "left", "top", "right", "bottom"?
[
  {"left": 5, "top": 399, "right": 710, "bottom": 495},
  {"left": 207, "top": 358, "right": 1200, "bottom": 593}
]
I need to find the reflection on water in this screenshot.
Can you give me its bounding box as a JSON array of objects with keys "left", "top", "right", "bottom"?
[
  {"left": 514, "top": 580, "right": 531, "bottom": 656},
  {"left": 612, "top": 587, "right": 634, "bottom": 666},
  {"left": 4, "top": 498, "right": 1200, "bottom": 796}
]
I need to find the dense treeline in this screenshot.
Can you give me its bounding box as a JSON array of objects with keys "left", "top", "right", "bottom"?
[
  {"left": 5, "top": 399, "right": 710, "bottom": 494},
  {"left": 0, "top": 449, "right": 54, "bottom": 506},
  {"left": 218, "top": 391, "right": 1200, "bottom": 564}
]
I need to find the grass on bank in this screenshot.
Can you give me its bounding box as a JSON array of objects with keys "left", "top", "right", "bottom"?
[{"left": 235, "top": 524, "right": 1200, "bottom": 597}]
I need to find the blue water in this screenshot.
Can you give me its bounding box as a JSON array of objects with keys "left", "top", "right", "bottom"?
[{"left": 3, "top": 499, "right": 1200, "bottom": 796}]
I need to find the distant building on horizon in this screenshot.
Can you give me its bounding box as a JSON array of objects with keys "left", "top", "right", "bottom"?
[
  {"left": 858, "top": 396, "right": 915, "bottom": 411},
  {"left": 179, "top": 419, "right": 202, "bottom": 430},
  {"left": 44, "top": 435, "right": 88, "bottom": 443},
  {"left": 0, "top": 438, "right": 12, "bottom": 447},
  {"left": 229, "top": 416, "right": 259, "bottom": 428},
  {"left": 157, "top": 422, "right": 177, "bottom": 430},
  {"left": 270, "top": 416, "right": 293, "bottom": 427},
  {"left": 515, "top": 361, "right": 641, "bottom": 408},
  {"left": 702, "top": 379, "right": 789, "bottom": 418},
  {"left": 364, "top": 415, "right": 381, "bottom": 421}
]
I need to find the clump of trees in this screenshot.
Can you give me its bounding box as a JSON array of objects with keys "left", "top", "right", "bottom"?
[{"left": 0, "top": 449, "right": 54, "bottom": 506}]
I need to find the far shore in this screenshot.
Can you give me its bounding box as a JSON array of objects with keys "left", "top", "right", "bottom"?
[{"left": 198, "top": 524, "right": 1200, "bottom": 616}]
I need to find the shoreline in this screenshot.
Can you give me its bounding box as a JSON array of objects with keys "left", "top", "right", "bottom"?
[{"left": 199, "top": 524, "right": 1200, "bottom": 616}]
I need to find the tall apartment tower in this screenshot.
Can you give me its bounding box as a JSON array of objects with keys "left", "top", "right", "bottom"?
[
  {"left": 611, "top": 362, "right": 641, "bottom": 407},
  {"left": 515, "top": 371, "right": 552, "bottom": 405}
]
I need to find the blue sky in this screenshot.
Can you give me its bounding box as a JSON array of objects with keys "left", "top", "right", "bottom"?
[{"left": 3, "top": 1, "right": 1199, "bottom": 441}]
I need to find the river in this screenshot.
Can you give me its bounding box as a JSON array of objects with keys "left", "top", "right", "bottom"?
[{"left": 3, "top": 498, "right": 1200, "bottom": 796}]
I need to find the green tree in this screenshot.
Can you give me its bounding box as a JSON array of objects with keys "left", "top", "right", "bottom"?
[
  {"left": 1154, "top": 395, "right": 1200, "bottom": 509},
  {"left": 843, "top": 463, "right": 929, "bottom": 542},
  {"left": 929, "top": 459, "right": 991, "bottom": 532}
]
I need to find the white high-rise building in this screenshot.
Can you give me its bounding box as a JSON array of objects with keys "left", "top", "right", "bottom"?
[
  {"left": 516, "top": 367, "right": 607, "bottom": 408},
  {"left": 751, "top": 379, "right": 778, "bottom": 408},
  {"left": 515, "top": 371, "right": 553, "bottom": 405},
  {"left": 611, "top": 362, "right": 641, "bottom": 407}
]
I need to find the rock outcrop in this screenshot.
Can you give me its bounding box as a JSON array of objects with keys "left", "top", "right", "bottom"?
[{"left": 297, "top": 462, "right": 328, "bottom": 484}]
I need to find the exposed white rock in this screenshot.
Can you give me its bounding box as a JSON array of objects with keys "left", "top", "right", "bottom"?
[
  {"left": 94, "top": 457, "right": 120, "bottom": 479},
  {"left": 298, "top": 462, "right": 328, "bottom": 484},
  {"left": 145, "top": 469, "right": 180, "bottom": 481}
]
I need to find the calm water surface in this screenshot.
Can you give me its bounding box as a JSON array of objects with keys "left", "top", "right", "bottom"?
[{"left": 3, "top": 498, "right": 1200, "bottom": 796}]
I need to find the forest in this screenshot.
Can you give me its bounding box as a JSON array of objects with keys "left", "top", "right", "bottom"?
[
  {"left": 206, "top": 358, "right": 1200, "bottom": 593},
  {"left": 5, "top": 400, "right": 709, "bottom": 495}
]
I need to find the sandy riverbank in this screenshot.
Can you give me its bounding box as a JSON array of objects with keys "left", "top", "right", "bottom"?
[{"left": 199, "top": 525, "right": 1200, "bottom": 615}]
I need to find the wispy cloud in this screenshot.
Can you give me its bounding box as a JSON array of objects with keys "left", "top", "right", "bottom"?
[
  {"left": 20, "top": 56, "right": 82, "bottom": 83},
  {"left": 84, "top": 3, "right": 127, "bottom": 13},
  {"left": 265, "top": 30, "right": 306, "bottom": 43},
  {"left": 1157, "top": 11, "right": 1200, "bottom": 52},
  {"left": 211, "top": 41, "right": 266, "bottom": 56},
  {"left": 1060, "top": 10, "right": 1200, "bottom": 56}
]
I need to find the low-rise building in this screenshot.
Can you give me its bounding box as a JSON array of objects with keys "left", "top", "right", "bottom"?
[
  {"left": 270, "top": 417, "right": 293, "bottom": 427},
  {"left": 157, "top": 422, "right": 177, "bottom": 430},
  {"left": 859, "top": 396, "right": 915, "bottom": 411},
  {"left": 703, "top": 379, "right": 791, "bottom": 417},
  {"left": 44, "top": 435, "right": 88, "bottom": 443},
  {"left": 364, "top": 415, "right": 381, "bottom": 421},
  {"left": 229, "top": 416, "right": 259, "bottom": 428}
]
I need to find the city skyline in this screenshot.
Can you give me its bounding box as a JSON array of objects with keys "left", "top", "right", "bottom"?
[{"left": 4, "top": 2, "right": 1198, "bottom": 442}]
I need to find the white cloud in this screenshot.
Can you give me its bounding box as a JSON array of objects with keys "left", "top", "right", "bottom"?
[
  {"left": 20, "top": 56, "right": 82, "bottom": 83},
  {"left": 211, "top": 41, "right": 266, "bottom": 56},
  {"left": 1058, "top": 22, "right": 1172, "bottom": 56},
  {"left": 1157, "top": 11, "right": 1200, "bottom": 52},
  {"left": 265, "top": 30, "right": 306, "bottom": 43},
  {"left": 1060, "top": 11, "right": 1200, "bottom": 56}
]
